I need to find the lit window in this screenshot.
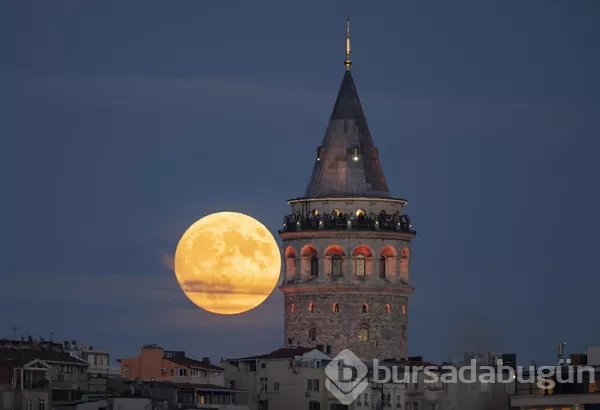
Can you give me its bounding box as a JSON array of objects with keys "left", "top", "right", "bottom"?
[
  {"left": 355, "top": 255, "right": 366, "bottom": 276},
  {"left": 352, "top": 145, "right": 360, "bottom": 161},
  {"left": 385, "top": 304, "right": 391, "bottom": 314},
  {"left": 359, "top": 327, "right": 369, "bottom": 341},
  {"left": 356, "top": 209, "right": 366, "bottom": 217},
  {"left": 362, "top": 304, "right": 368, "bottom": 313},
  {"left": 308, "top": 303, "right": 314, "bottom": 313},
  {"left": 291, "top": 304, "right": 296, "bottom": 313},
  {"left": 333, "top": 303, "right": 339, "bottom": 313},
  {"left": 402, "top": 304, "right": 407, "bottom": 315}
]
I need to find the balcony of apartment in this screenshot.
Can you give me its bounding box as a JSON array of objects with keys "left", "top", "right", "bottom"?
[
  {"left": 279, "top": 212, "right": 416, "bottom": 236},
  {"left": 15, "top": 373, "right": 50, "bottom": 391},
  {"left": 51, "top": 373, "right": 84, "bottom": 391},
  {"left": 87, "top": 364, "right": 120, "bottom": 377},
  {"left": 175, "top": 387, "right": 251, "bottom": 409}
]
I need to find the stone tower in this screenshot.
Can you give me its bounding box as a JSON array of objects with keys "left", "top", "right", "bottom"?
[{"left": 278, "top": 18, "right": 417, "bottom": 360}]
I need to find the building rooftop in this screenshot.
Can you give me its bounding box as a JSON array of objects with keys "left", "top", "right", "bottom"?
[
  {"left": 0, "top": 345, "right": 89, "bottom": 366},
  {"left": 303, "top": 69, "right": 390, "bottom": 200},
  {"left": 117, "top": 379, "right": 243, "bottom": 392},
  {"left": 168, "top": 355, "right": 223, "bottom": 371},
  {"left": 225, "top": 346, "right": 317, "bottom": 361}
]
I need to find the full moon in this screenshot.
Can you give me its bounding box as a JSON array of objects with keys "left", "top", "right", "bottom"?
[{"left": 173, "top": 212, "right": 281, "bottom": 315}]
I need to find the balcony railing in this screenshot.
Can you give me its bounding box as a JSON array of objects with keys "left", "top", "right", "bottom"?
[{"left": 280, "top": 213, "right": 416, "bottom": 235}]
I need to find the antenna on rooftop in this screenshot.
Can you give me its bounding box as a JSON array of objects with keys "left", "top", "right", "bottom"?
[
  {"left": 11, "top": 325, "right": 19, "bottom": 340},
  {"left": 344, "top": 16, "right": 352, "bottom": 70},
  {"left": 557, "top": 341, "right": 567, "bottom": 365}
]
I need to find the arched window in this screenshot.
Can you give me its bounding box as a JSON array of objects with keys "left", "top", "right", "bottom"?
[
  {"left": 284, "top": 247, "right": 296, "bottom": 281},
  {"left": 308, "top": 402, "right": 320, "bottom": 410},
  {"left": 308, "top": 303, "right": 314, "bottom": 313},
  {"left": 331, "top": 255, "right": 343, "bottom": 276},
  {"left": 362, "top": 304, "right": 368, "bottom": 313},
  {"left": 310, "top": 254, "right": 318, "bottom": 277},
  {"left": 356, "top": 208, "right": 366, "bottom": 217},
  {"left": 402, "top": 304, "right": 407, "bottom": 315},
  {"left": 309, "top": 327, "right": 317, "bottom": 342},
  {"left": 290, "top": 304, "right": 296, "bottom": 313},
  {"left": 385, "top": 304, "right": 391, "bottom": 314},
  {"left": 332, "top": 303, "right": 339, "bottom": 313},
  {"left": 380, "top": 246, "right": 397, "bottom": 278},
  {"left": 355, "top": 254, "right": 366, "bottom": 276},
  {"left": 332, "top": 208, "right": 341, "bottom": 217},
  {"left": 359, "top": 327, "right": 369, "bottom": 342}
]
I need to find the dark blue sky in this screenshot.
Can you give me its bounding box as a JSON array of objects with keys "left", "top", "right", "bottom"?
[{"left": 1, "top": 1, "right": 599, "bottom": 365}]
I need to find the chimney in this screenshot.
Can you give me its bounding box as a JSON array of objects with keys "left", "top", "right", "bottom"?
[
  {"left": 202, "top": 357, "right": 210, "bottom": 364},
  {"left": 316, "top": 344, "right": 325, "bottom": 353}
]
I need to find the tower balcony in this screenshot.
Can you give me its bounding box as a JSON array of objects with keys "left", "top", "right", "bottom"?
[{"left": 279, "top": 213, "right": 416, "bottom": 236}]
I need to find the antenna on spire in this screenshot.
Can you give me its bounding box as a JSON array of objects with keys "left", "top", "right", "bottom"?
[{"left": 344, "top": 16, "right": 352, "bottom": 71}]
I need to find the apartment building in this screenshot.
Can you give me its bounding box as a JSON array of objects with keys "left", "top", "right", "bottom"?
[
  {"left": 106, "top": 379, "right": 251, "bottom": 410},
  {"left": 510, "top": 346, "right": 600, "bottom": 409},
  {"left": 436, "top": 352, "right": 515, "bottom": 410},
  {"left": 0, "top": 339, "right": 89, "bottom": 409},
  {"left": 222, "top": 346, "right": 334, "bottom": 410},
  {"left": 119, "top": 344, "right": 225, "bottom": 385}
]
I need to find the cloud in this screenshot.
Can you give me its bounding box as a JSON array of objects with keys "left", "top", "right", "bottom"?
[{"left": 0, "top": 272, "right": 283, "bottom": 332}]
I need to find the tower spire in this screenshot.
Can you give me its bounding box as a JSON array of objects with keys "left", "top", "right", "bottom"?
[{"left": 344, "top": 16, "right": 352, "bottom": 70}]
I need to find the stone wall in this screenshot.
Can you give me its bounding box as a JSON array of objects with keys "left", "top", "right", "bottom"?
[{"left": 283, "top": 290, "right": 408, "bottom": 360}]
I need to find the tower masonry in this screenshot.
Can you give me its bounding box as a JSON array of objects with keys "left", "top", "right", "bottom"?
[{"left": 278, "top": 18, "right": 417, "bottom": 361}]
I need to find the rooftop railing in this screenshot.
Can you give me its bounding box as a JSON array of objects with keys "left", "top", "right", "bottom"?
[{"left": 279, "top": 213, "right": 416, "bottom": 235}]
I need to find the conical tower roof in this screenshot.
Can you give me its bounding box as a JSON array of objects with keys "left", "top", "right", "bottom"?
[{"left": 303, "top": 69, "right": 390, "bottom": 198}]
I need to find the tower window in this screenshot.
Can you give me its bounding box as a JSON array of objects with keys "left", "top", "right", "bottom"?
[
  {"left": 333, "top": 303, "right": 339, "bottom": 313},
  {"left": 310, "top": 255, "right": 318, "bottom": 277},
  {"left": 291, "top": 304, "right": 296, "bottom": 313},
  {"left": 309, "top": 327, "right": 317, "bottom": 342},
  {"left": 379, "top": 256, "right": 386, "bottom": 278},
  {"left": 355, "top": 255, "right": 366, "bottom": 276},
  {"left": 331, "top": 255, "right": 342, "bottom": 276},
  {"left": 385, "top": 304, "right": 391, "bottom": 314},
  {"left": 362, "top": 304, "right": 368, "bottom": 313},
  {"left": 352, "top": 145, "right": 360, "bottom": 161},
  {"left": 308, "top": 303, "right": 314, "bottom": 313},
  {"left": 317, "top": 146, "right": 325, "bottom": 162},
  {"left": 359, "top": 327, "right": 369, "bottom": 342},
  {"left": 402, "top": 304, "right": 407, "bottom": 315}
]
